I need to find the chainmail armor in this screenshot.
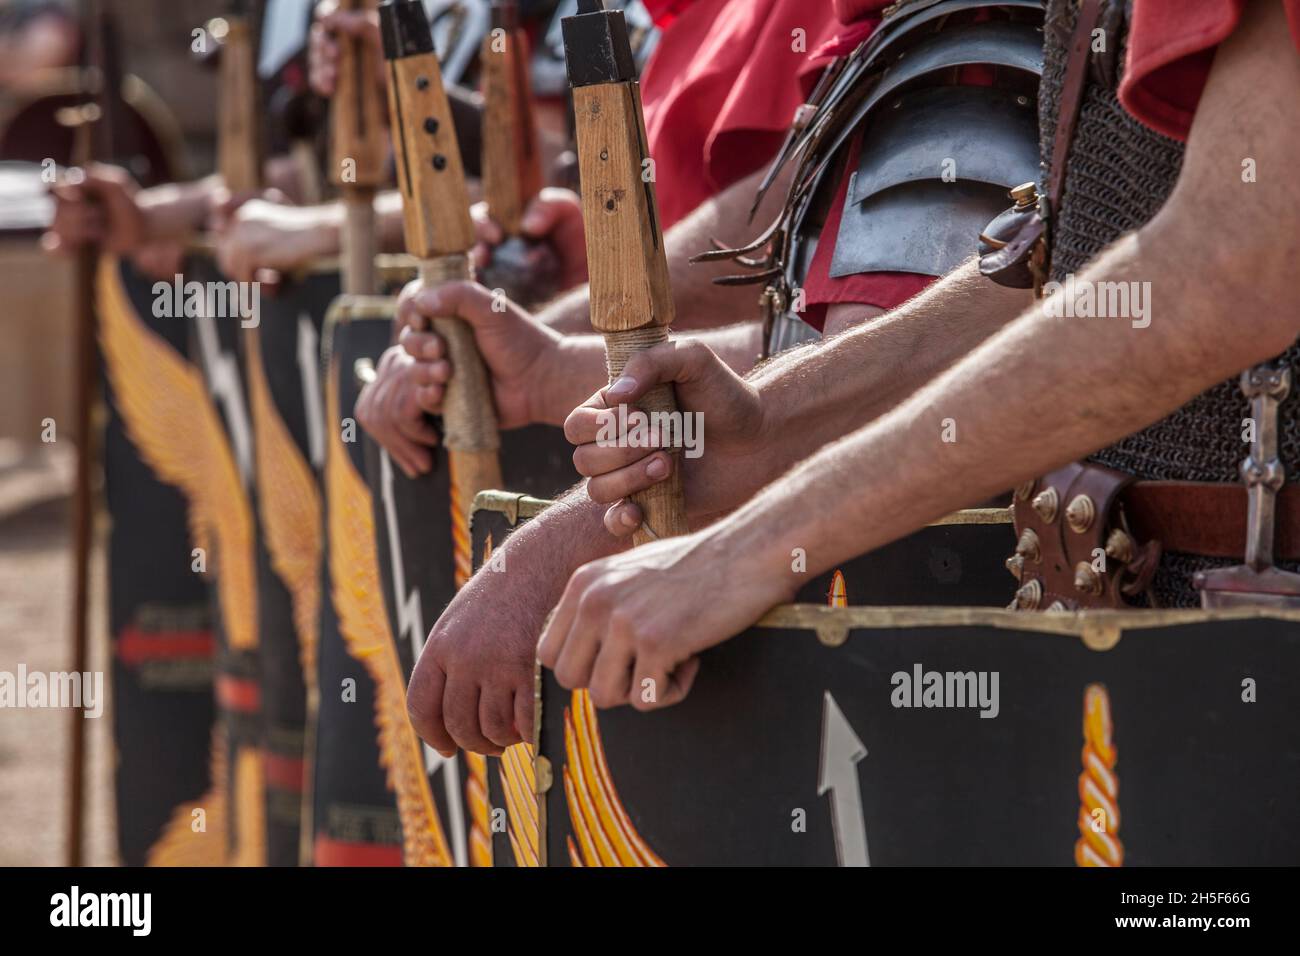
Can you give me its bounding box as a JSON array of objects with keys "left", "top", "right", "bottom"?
[{"left": 1041, "top": 0, "right": 1300, "bottom": 605}]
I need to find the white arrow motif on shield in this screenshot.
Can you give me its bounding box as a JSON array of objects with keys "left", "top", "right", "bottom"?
[{"left": 818, "top": 690, "right": 869, "bottom": 867}]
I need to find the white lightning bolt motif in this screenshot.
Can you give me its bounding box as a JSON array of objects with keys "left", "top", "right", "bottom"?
[
  {"left": 194, "top": 312, "right": 254, "bottom": 486},
  {"left": 380, "top": 449, "right": 467, "bottom": 867},
  {"left": 296, "top": 312, "right": 326, "bottom": 469}
]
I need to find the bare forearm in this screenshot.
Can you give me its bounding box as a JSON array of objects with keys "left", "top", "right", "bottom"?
[
  {"left": 722, "top": 216, "right": 1293, "bottom": 588},
  {"left": 747, "top": 260, "right": 1029, "bottom": 484},
  {"left": 666, "top": 166, "right": 791, "bottom": 331},
  {"left": 476, "top": 484, "right": 625, "bottom": 611},
  {"left": 682, "top": 322, "right": 763, "bottom": 374},
  {"left": 534, "top": 259, "right": 758, "bottom": 338},
  {"left": 138, "top": 175, "right": 221, "bottom": 240},
  {"left": 536, "top": 285, "right": 592, "bottom": 334}
]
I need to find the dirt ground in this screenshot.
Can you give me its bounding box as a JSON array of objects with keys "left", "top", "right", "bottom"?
[{"left": 0, "top": 449, "right": 116, "bottom": 866}]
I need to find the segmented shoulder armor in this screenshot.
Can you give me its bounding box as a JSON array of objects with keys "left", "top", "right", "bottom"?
[{"left": 703, "top": 0, "right": 1047, "bottom": 356}]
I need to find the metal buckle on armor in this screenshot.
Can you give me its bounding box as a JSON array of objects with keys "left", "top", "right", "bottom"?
[
  {"left": 977, "top": 182, "right": 1049, "bottom": 294},
  {"left": 757, "top": 283, "right": 787, "bottom": 361},
  {"left": 1194, "top": 363, "right": 1300, "bottom": 608}
]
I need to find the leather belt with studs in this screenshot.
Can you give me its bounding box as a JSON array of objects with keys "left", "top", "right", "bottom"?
[{"left": 1008, "top": 462, "right": 1160, "bottom": 611}]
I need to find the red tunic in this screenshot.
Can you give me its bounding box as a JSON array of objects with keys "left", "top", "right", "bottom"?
[
  {"left": 1121, "top": 0, "right": 1300, "bottom": 141},
  {"left": 640, "top": 0, "right": 844, "bottom": 228}
]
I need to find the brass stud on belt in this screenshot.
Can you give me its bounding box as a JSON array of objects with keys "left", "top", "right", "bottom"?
[
  {"left": 1010, "top": 579, "right": 1043, "bottom": 610},
  {"left": 1065, "top": 494, "right": 1096, "bottom": 534},
  {"left": 1031, "top": 487, "right": 1059, "bottom": 524},
  {"left": 1015, "top": 527, "right": 1041, "bottom": 563},
  {"left": 1005, "top": 554, "right": 1025, "bottom": 581},
  {"left": 1104, "top": 528, "right": 1135, "bottom": 564},
  {"left": 1073, "top": 561, "right": 1103, "bottom": 596},
  {"left": 1014, "top": 480, "right": 1036, "bottom": 501}
]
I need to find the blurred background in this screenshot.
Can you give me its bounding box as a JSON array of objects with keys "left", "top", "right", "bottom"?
[
  {"left": 0, "top": 0, "right": 638, "bottom": 868},
  {"left": 0, "top": 0, "right": 256, "bottom": 866}
]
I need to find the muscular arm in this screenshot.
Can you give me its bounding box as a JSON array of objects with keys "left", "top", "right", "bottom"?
[
  {"left": 533, "top": 0, "right": 1300, "bottom": 705},
  {"left": 407, "top": 483, "right": 623, "bottom": 753},
  {"left": 536, "top": 164, "right": 792, "bottom": 334},
  {"left": 136, "top": 175, "right": 223, "bottom": 240},
  {"left": 746, "top": 261, "right": 1030, "bottom": 485},
  {"left": 712, "top": 0, "right": 1300, "bottom": 594},
  {"left": 570, "top": 260, "right": 1030, "bottom": 521}
]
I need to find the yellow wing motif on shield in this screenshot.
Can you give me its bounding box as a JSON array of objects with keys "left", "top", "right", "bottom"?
[
  {"left": 1075, "top": 683, "right": 1122, "bottom": 866},
  {"left": 144, "top": 728, "right": 266, "bottom": 867},
  {"left": 99, "top": 255, "right": 263, "bottom": 866},
  {"left": 465, "top": 751, "right": 493, "bottom": 866},
  {"left": 324, "top": 357, "right": 454, "bottom": 867},
  {"left": 245, "top": 327, "right": 322, "bottom": 684},
  {"left": 97, "top": 255, "right": 257, "bottom": 651},
  {"left": 146, "top": 729, "right": 228, "bottom": 866}
]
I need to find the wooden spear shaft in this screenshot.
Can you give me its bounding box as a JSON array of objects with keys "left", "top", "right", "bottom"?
[
  {"left": 216, "top": 7, "right": 262, "bottom": 196},
  {"left": 289, "top": 0, "right": 388, "bottom": 868},
  {"left": 478, "top": 0, "right": 560, "bottom": 307},
  {"left": 331, "top": 0, "right": 387, "bottom": 294},
  {"left": 380, "top": 0, "right": 503, "bottom": 585},
  {"left": 64, "top": 0, "right": 117, "bottom": 869},
  {"left": 214, "top": 1, "right": 266, "bottom": 866},
  {"left": 563, "top": 0, "right": 687, "bottom": 545},
  {"left": 480, "top": 0, "right": 542, "bottom": 236},
  {"left": 66, "top": 111, "right": 98, "bottom": 870}
]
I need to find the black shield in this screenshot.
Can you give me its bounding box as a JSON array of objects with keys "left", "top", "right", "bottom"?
[
  {"left": 359, "top": 303, "right": 578, "bottom": 865},
  {"left": 470, "top": 494, "right": 1300, "bottom": 865},
  {"left": 97, "top": 255, "right": 216, "bottom": 865},
  {"left": 310, "top": 300, "right": 405, "bottom": 865},
  {"left": 537, "top": 607, "right": 1300, "bottom": 865},
  {"left": 245, "top": 268, "right": 339, "bottom": 865}
]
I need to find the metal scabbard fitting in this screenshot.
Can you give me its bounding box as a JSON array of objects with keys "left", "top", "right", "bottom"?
[{"left": 1194, "top": 363, "right": 1300, "bottom": 607}]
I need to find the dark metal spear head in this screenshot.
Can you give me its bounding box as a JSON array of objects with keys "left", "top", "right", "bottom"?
[
  {"left": 379, "top": 0, "right": 435, "bottom": 61},
  {"left": 562, "top": 0, "right": 636, "bottom": 88}
]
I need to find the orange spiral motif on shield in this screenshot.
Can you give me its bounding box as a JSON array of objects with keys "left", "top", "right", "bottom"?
[
  {"left": 1074, "top": 684, "right": 1122, "bottom": 866},
  {"left": 465, "top": 751, "right": 493, "bottom": 867},
  {"left": 827, "top": 570, "right": 848, "bottom": 607}
]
